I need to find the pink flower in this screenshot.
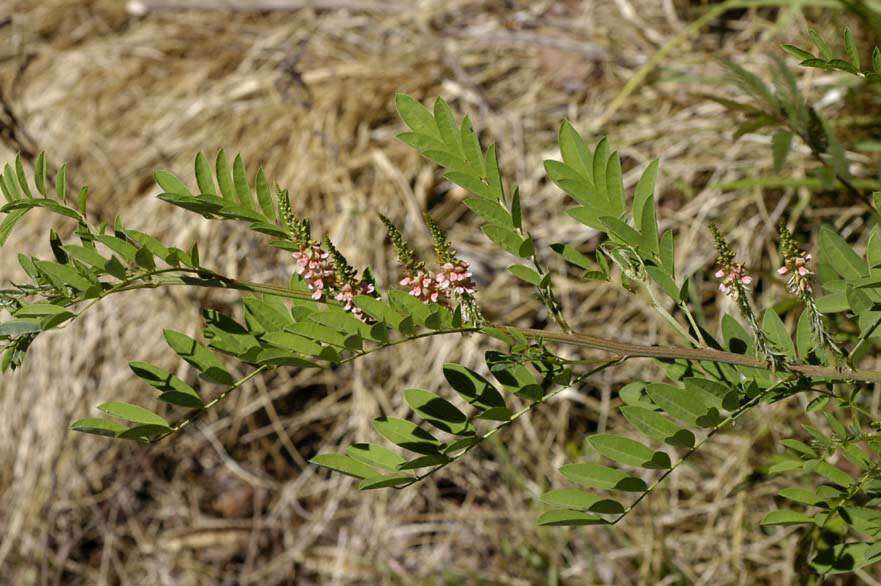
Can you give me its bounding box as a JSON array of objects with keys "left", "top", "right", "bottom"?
[
  {"left": 334, "top": 280, "right": 375, "bottom": 321},
  {"left": 778, "top": 252, "right": 812, "bottom": 293},
  {"left": 435, "top": 261, "right": 477, "bottom": 296},
  {"left": 401, "top": 270, "right": 441, "bottom": 303},
  {"left": 292, "top": 245, "right": 335, "bottom": 300},
  {"left": 715, "top": 264, "right": 752, "bottom": 299}
]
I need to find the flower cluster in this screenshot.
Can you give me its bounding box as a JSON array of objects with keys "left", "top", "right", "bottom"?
[
  {"left": 710, "top": 224, "right": 778, "bottom": 365},
  {"left": 710, "top": 224, "right": 752, "bottom": 300},
  {"left": 400, "top": 270, "right": 441, "bottom": 303},
  {"left": 286, "top": 202, "right": 377, "bottom": 319},
  {"left": 778, "top": 224, "right": 813, "bottom": 294},
  {"left": 436, "top": 262, "right": 477, "bottom": 297},
  {"left": 292, "top": 244, "right": 335, "bottom": 300},
  {"left": 714, "top": 265, "right": 752, "bottom": 296},
  {"left": 381, "top": 213, "right": 483, "bottom": 323}
]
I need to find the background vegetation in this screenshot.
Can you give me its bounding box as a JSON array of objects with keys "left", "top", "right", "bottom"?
[{"left": 2, "top": 0, "right": 881, "bottom": 583}]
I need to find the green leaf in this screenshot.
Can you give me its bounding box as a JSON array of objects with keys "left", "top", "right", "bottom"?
[
  {"left": 396, "top": 94, "right": 439, "bottom": 139},
  {"left": 163, "top": 330, "right": 235, "bottom": 385},
  {"left": 14, "top": 155, "right": 32, "bottom": 198},
  {"left": 874, "top": 47, "right": 881, "bottom": 74},
  {"left": 778, "top": 487, "right": 824, "bottom": 506},
  {"left": 34, "top": 152, "right": 47, "bottom": 196},
  {"left": 645, "top": 266, "right": 679, "bottom": 301},
  {"left": 539, "top": 488, "right": 624, "bottom": 514},
  {"left": 815, "top": 461, "right": 855, "bottom": 488},
  {"left": 71, "top": 417, "right": 128, "bottom": 437},
  {"left": 194, "top": 152, "right": 216, "bottom": 196},
  {"left": 507, "top": 264, "right": 542, "bottom": 286},
  {"left": 619, "top": 405, "right": 695, "bottom": 448},
  {"left": 434, "top": 98, "right": 464, "bottom": 158},
  {"left": 95, "top": 234, "right": 138, "bottom": 262},
  {"left": 311, "top": 453, "right": 377, "bottom": 479},
  {"left": 403, "top": 388, "right": 474, "bottom": 436},
  {"left": 215, "top": 150, "right": 236, "bottom": 203},
  {"left": 558, "top": 120, "right": 592, "bottom": 181},
  {"left": 372, "top": 416, "right": 443, "bottom": 455},
  {"left": 0, "top": 319, "right": 42, "bottom": 337},
  {"left": 589, "top": 434, "right": 670, "bottom": 469},
  {"left": 358, "top": 473, "right": 414, "bottom": 490},
  {"left": 646, "top": 383, "right": 719, "bottom": 427},
  {"left": 683, "top": 377, "right": 738, "bottom": 411},
  {"left": 0, "top": 208, "right": 28, "bottom": 245},
  {"left": 771, "top": 131, "right": 793, "bottom": 173},
  {"left": 97, "top": 401, "right": 170, "bottom": 427},
  {"left": 55, "top": 163, "right": 68, "bottom": 202},
  {"left": 796, "top": 310, "right": 814, "bottom": 359},
  {"left": 550, "top": 243, "right": 591, "bottom": 269},
  {"left": 782, "top": 44, "right": 815, "bottom": 61},
  {"left": 443, "top": 363, "right": 507, "bottom": 412},
  {"left": 560, "top": 462, "right": 646, "bottom": 492},
  {"left": 460, "top": 115, "right": 485, "bottom": 176},
  {"left": 481, "top": 224, "right": 525, "bottom": 256},
  {"left": 34, "top": 260, "right": 93, "bottom": 292},
  {"left": 820, "top": 225, "right": 867, "bottom": 280},
  {"left": 536, "top": 510, "right": 606, "bottom": 526},
  {"left": 14, "top": 303, "right": 70, "bottom": 318},
  {"left": 154, "top": 170, "right": 192, "bottom": 196},
  {"left": 811, "top": 542, "right": 881, "bottom": 575},
  {"left": 232, "top": 154, "right": 253, "bottom": 209},
  {"left": 600, "top": 216, "right": 643, "bottom": 249},
  {"left": 761, "top": 509, "right": 815, "bottom": 526},
  {"left": 346, "top": 443, "right": 405, "bottom": 471},
  {"left": 464, "top": 197, "right": 511, "bottom": 226},
  {"left": 808, "top": 29, "right": 833, "bottom": 60},
  {"left": 762, "top": 309, "right": 796, "bottom": 360},
  {"left": 254, "top": 167, "right": 275, "bottom": 220},
  {"left": 605, "top": 151, "right": 625, "bottom": 216},
  {"left": 632, "top": 159, "right": 659, "bottom": 233},
  {"left": 845, "top": 28, "right": 860, "bottom": 70},
  {"left": 129, "top": 361, "right": 203, "bottom": 408}
]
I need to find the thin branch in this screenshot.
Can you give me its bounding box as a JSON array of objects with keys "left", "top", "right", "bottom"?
[{"left": 48, "top": 267, "right": 881, "bottom": 384}]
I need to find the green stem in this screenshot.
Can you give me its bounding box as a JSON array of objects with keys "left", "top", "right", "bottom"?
[{"left": 45, "top": 267, "right": 881, "bottom": 384}]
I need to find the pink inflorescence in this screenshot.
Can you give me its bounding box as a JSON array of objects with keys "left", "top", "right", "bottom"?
[
  {"left": 436, "top": 261, "right": 477, "bottom": 297},
  {"left": 292, "top": 245, "right": 335, "bottom": 300},
  {"left": 334, "top": 281, "right": 375, "bottom": 319},
  {"left": 778, "top": 253, "right": 812, "bottom": 293},
  {"left": 714, "top": 264, "right": 752, "bottom": 296},
  {"left": 401, "top": 270, "right": 442, "bottom": 303}
]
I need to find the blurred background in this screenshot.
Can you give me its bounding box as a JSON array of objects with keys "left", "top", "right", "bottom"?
[{"left": 1, "top": 0, "right": 880, "bottom": 583}]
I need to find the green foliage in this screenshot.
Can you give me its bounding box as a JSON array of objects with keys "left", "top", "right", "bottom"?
[{"left": 4, "top": 27, "right": 881, "bottom": 579}]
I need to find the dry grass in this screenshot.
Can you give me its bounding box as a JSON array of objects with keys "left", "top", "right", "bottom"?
[{"left": 0, "top": 0, "right": 879, "bottom": 583}]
